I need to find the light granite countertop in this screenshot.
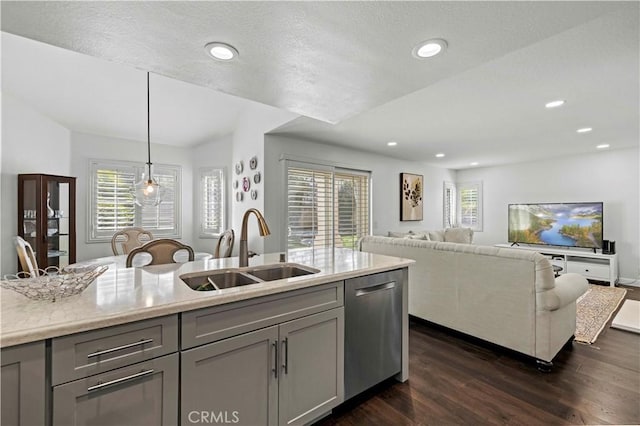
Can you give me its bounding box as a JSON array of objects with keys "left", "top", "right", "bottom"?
[{"left": 0, "top": 248, "right": 413, "bottom": 348}]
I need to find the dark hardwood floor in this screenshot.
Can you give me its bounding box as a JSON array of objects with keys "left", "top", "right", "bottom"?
[{"left": 318, "top": 285, "right": 640, "bottom": 425}]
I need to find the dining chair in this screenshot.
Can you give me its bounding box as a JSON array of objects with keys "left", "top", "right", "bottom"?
[
  {"left": 126, "top": 239, "right": 194, "bottom": 267},
  {"left": 111, "top": 227, "right": 154, "bottom": 255},
  {"left": 214, "top": 229, "right": 235, "bottom": 258},
  {"left": 15, "top": 236, "right": 39, "bottom": 276}
]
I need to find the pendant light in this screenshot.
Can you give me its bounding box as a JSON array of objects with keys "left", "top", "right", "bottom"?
[{"left": 132, "top": 72, "right": 164, "bottom": 206}]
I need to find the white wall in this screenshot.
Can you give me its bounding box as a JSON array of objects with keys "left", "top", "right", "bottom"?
[
  {"left": 1, "top": 94, "right": 71, "bottom": 275},
  {"left": 263, "top": 134, "right": 456, "bottom": 253},
  {"left": 70, "top": 131, "right": 194, "bottom": 262},
  {"left": 230, "top": 105, "right": 298, "bottom": 255},
  {"left": 456, "top": 147, "right": 640, "bottom": 281},
  {"left": 190, "top": 134, "right": 233, "bottom": 253}
]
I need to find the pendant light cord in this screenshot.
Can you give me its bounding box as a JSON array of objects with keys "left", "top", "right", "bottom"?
[{"left": 146, "top": 72, "right": 153, "bottom": 175}]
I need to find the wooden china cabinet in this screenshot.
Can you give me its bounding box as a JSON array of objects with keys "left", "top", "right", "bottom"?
[{"left": 17, "top": 174, "right": 76, "bottom": 272}]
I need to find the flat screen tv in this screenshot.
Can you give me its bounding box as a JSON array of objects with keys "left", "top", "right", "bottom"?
[{"left": 508, "top": 202, "right": 603, "bottom": 249}]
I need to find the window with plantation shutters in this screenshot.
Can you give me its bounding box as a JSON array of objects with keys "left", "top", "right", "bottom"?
[
  {"left": 335, "top": 172, "right": 369, "bottom": 249},
  {"left": 443, "top": 181, "right": 456, "bottom": 228},
  {"left": 89, "top": 160, "right": 181, "bottom": 242},
  {"left": 199, "top": 168, "right": 225, "bottom": 237},
  {"left": 286, "top": 162, "right": 370, "bottom": 253},
  {"left": 457, "top": 181, "right": 483, "bottom": 231}
]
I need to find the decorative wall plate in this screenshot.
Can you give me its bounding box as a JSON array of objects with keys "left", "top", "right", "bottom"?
[
  {"left": 242, "top": 176, "right": 251, "bottom": 192},
  {"left": 253, "top": 172, "right": 261, "bottom": 184},
  {"left": 235, "top": 161, "right": 244, "bottom": 175},
  {"left": 249, "top": 156, "right": 258, "bottom": 170},
  {"left": 251, "top": 189, "right": 258, "bottom": 200},
  {"left": 236, "top": 191, "right": 243, "bottom": 202}
]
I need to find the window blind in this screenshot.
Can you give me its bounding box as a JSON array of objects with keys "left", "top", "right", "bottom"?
[
  {"left": 200, "top": 168, "right": 225, "bottom": 237},
  {"left": 457, "top": 182, "right": 483, "bottom": 231},
  {"left": 443, "top": 181, "right": 456, "bottom": 228},
  {"left": 335, "top": 172, "right": 369, "bottom": 249},
  {"left": 89, "top": 160, "right": 181, "bottom": 241},
  {"left": 95, "top": 166, "right": 136, "bottom": 234},
  {"left": 286, "top": 163, "right": 370, "bottom": 252}
]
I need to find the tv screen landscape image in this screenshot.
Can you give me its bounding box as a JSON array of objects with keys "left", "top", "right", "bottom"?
[{"left": 508, "top": 202, "right": 603, "bottom": 249}]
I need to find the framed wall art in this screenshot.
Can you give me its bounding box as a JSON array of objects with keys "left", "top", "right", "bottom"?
[{"left": 400, "top": 173, "right": 423, "bottom": 221}]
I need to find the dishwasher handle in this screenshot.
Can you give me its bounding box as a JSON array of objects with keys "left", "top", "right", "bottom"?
[{"left": 355, "top": 281, "right": 396, "bottom": 296}]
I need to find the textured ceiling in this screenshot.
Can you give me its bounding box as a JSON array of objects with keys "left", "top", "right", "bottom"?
[{"left": 1, "top": 1, "right": 638, "bottom": 168}]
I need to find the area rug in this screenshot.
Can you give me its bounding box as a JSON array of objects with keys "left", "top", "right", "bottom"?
[
  {"left": 611, "top": 299, "right": 640, "bottom": 334},
  {"left": 574, "top": 284, "right": 627, "bottom": 344}
]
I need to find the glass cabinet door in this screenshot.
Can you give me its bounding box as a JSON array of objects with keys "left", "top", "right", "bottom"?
[
  {"left": 18, "top": 174, "right": 76, "bottom": 273},
  {"left": 19, "top": 175, "right": 40, "bottom": 265},
  {"left": 46, "top": 178, "right": 71, "bottom": 269}
]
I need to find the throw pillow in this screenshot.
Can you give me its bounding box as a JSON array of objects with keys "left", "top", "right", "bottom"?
[
  {"left": 388, "top": 231, "right": 413, "bottom": 238},
  {"left": 404, "top": 233, "right": 430, "bottom": 240},
  {"left": 444, "top": 227, "right": 474, "bottom": 244},
  {"left": 428, "top": 230, "right": 445, "bottom": 242}
]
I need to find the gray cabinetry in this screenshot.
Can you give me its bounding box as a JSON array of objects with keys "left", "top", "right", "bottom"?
[
  {"left": 181, "top": 326, "right": 280, "bottom": 425},
  {"left": 182, "top": 281, "right": 343, "bottom": 349},
  {"left": 52, "top": 315, "right": 178, "bottom": 385},
  {"left": 181, "top": 286, "right": 345, "bottom": 426},
  {"left": 51, "top": 315, "right": 180, "bottom": 425},
  {"left": 278, "top": 308, "right": 344, "bottom": 426},
  {"left": 1, "top": 341, "right": 46, "bottom": 426},
  {"left": 52, "top": 353, "right": 179, "bottom": 426}
]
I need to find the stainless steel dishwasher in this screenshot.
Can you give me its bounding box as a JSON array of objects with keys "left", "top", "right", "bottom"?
[{"left": 344, "top": 269, "right": 403, "bottom": 400}]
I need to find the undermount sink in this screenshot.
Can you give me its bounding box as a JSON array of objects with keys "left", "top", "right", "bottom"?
[
  {"left": 244, "top": 263, "right": 320, "bottom": 281},
  {"left": 180, "top": 263, "right": 320, "bottom": 291},
  {"left": 181, "top": 269, "right": 260, "bottom": 291}
]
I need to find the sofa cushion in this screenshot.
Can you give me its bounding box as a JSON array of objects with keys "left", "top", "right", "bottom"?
[{"left": 444, "top": 227, "right": 474, "bottom": 243}]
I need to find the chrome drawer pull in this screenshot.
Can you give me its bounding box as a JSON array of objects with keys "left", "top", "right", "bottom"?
[
  {"left": 355, "top": 282, "right": 396, "bottom": 296},
  {"left": 87, "top": 369, "right": 154, "bottom": 392},
  {"left": 87, "top": 338, "right": 154, "bottom": 358}
]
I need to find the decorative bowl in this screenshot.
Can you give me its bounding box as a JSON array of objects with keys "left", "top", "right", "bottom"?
[{"left": 1, "top": 265, "right": 108, "bottom": 302}]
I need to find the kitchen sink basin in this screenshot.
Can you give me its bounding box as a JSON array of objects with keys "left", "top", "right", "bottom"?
[
  {"left": 180, "top": 263, "right": 320, "bottom": 291},
  {"left": 181, "top": 269, "right": 261, "bottom": 291},
  {"left": 244, "top": 263, "right": 320, "bottom": 282}
]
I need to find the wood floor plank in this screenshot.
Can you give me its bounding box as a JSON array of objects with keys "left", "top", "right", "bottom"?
[{"left": 316, "top": 285, "right": 640, "bottom": 425}]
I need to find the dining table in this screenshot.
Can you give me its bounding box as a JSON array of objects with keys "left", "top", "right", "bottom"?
[{"left": 65, "top": 251, "right": 213, "bottom": 271}]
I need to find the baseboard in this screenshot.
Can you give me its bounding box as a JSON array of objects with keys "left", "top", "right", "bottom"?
[{"left": 618, "top": 277, "right": 640, "bottom": 287}]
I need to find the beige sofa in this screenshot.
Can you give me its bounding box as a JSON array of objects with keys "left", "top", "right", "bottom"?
[{"left": 359, "top": 236, "right": 588, "bottom": 367}]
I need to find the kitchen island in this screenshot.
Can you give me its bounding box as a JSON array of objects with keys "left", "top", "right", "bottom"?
[{"left": 1, "top": 248, "right": 413, "bottom": 426}]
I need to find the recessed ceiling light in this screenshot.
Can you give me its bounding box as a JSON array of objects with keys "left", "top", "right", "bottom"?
[
  {"left": 596, "top": 144, "right": 610, "bottom": 149},
  {"left": 577, "top": 127, "right": 593, "bottom": 133},
  {"left": 412, "top": 39, "right": 447, "bottom": 59},
  {"left": 387, "top": 141, "right": 398, "bottom": 147},
  {"left": 470, "top": 162, "right": 479, "bottom": 166},
  {"left": 435, "top": 153, "right": 445, "bottom": 158},
  {"left": 545, "top": 100, "right": 565, "bottom": 108},
  {"left": 205, "top": 42, "right": 238, "bottom": 61}
]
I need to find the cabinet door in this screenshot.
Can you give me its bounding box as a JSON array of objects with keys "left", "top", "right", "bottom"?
[
  {"left": 52, "top": 353, "right": 178, "bottom": 426},
  {"left": 43, "top": 175, "right": 76, "bottom": 269},
  {"left": 18, "top": 174, "right": 76, "bottom": 272},
  {"left": 1, "top": 341, "right": 46, "bottom": 426},
  {"left": 181, "top": 326, "right": 279, "bottom": 426},
  {"left": 278, "top": 307, "right": 344, "bottom": 426}
]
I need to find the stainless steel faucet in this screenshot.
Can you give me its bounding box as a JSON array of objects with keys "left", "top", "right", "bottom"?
[{"left": 239, "top": 208, "right": 271, "bottom": 267}]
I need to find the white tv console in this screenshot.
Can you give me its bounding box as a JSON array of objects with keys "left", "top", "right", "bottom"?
[{"left": 495, "top": 244, "right": 619, "bottom": 286}]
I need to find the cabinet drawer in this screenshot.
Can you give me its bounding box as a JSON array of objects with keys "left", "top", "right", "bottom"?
[
  {"left": 566, "top": 261, "right": 609, "bottom": 280},
  {"left": 182, "top": 281, "right": 344, "bottom": 349},
  {"left": 52, "top": 315, "right": 178, "bottom": 386},
  {"left": 52, "top": 353, "right": 178, "bottom": 426}
]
